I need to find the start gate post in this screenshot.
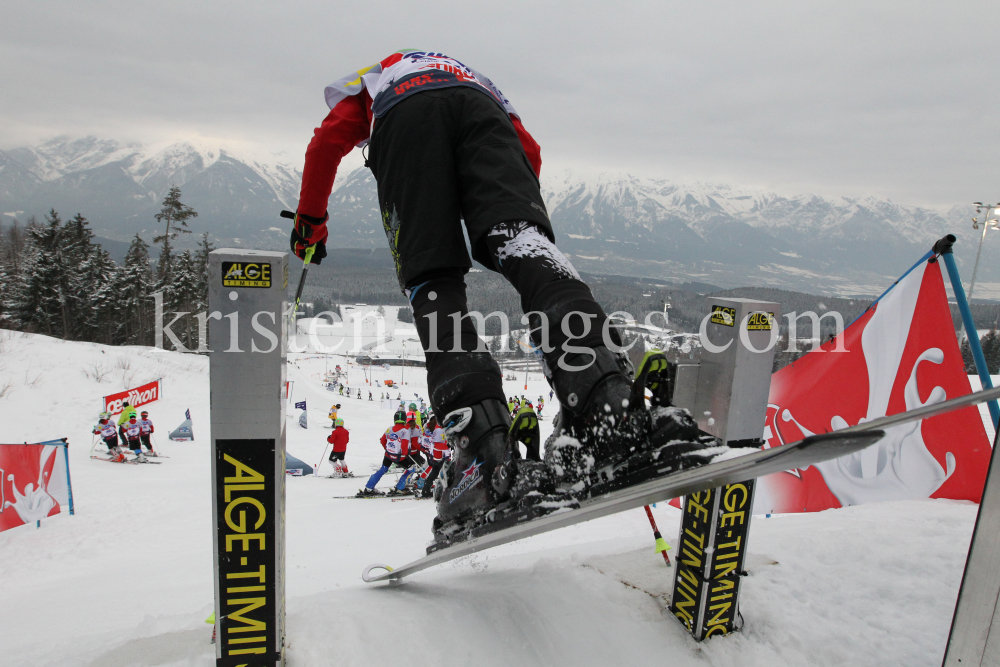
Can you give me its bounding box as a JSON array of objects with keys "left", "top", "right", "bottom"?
[{"left": 208, "top": 249, "right": 289, "bottom": 666}]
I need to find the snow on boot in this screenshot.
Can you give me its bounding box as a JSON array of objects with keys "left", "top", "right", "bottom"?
[
  {"left": 135, "top": 451, "right": 148, "bottom": 463},
  {"left": 432, "top": 399, "right": 511, "bottom": 543},
  {"left": 542, "top": 346, "right": 648, "bottom": 492}
]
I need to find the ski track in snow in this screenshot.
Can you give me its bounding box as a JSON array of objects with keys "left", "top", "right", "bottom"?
[{"left": 0, "top": 330, "right": 987, "bottom": 666}]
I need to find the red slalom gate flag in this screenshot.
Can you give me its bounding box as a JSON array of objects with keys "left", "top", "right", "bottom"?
[
  {"left": 0, "top": 441, "right": 72, "bottom": 533},
  {"left": 753, "top": 256, "right": 992, "bottom": 514},
  {"left": 103, "top": 379, "right": 161, "bottom": 415}
]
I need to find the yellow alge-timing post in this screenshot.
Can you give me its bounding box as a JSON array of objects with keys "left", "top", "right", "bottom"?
[
  {"left": 669, "top": 297, "right": 780, "bottom": 641},
  {"left": 209, "top": 249, "right": 289, "bottom": 666}
]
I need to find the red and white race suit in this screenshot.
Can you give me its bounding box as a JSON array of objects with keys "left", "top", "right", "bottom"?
[
  {"left": 139, "top": 418, "right": 154, "bottom": 435},
  {"left": 428, "top": 426, "right": 448, "bottom": 462},
  {"left": 123, "top": 422, "right": 141, "bottom": 441},
  {"left": 380, "top": 423, "right": 412, "bottom": 462},
  {"left": 95, "top": 422, "right": 117, "bottom": 440}
]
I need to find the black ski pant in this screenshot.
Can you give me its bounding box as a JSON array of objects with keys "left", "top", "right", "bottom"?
[
  {"left": 126, "top": 438, "right": 141, "bottom": 452},
  {"left": 140, "top": 434, "right": 153, "bottom": 451},
  {"left": 422, "top": 458, "right": 445, "bottom": 494},
  {"left": 369, "top": 87, "right": 610, "bottom": 418}
]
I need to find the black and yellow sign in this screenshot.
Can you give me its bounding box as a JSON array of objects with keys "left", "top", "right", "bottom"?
[
  {"left": 215, "top": 439, "right": 279, "bottom": 666},
  {"left": 710, "top": 305, "right": 736, "bottom": 327},
  {"left": 746, "top": 312, "right": 775, "bottom": 331},
  {"left": 671, "top": 479, "right": 756, "bottom": 641},
  {"left": 222, "top": 262, "right": 272, "bottom": 288}
]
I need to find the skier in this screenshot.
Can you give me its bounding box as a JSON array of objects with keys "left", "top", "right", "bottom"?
[
  {"left": 292, "top": 49, "right": 709, "bottom": 541},
  {"left": 327, "top": 418, "right": 351, "bottom": 477},
  {"left": 357, "top": 388, "right": 362, "bottom": 400},
  {"left": 358, "top": 410, "right": 415, "bottom": 497},
  {"left": 328, "top": 403, "right": 341, "bottom": 426},
  {"left": 408, "top": 403, "right": 423, "bottom": 429},
  {"left": 369, "top": 391, "right": 373, "bottom": 401},
  {"left": 138, "top": 410, "right": 156, "bottom": 455},
  {"left": 121, "top": 414, "right": 147, "bottom": 462},
  {"left": 339, "top": 385, "right": 344, "bottom": 396},
  {"left": 93, "top": 413, "right": 125, "bottom": 462},
  {"left": 417, "top": 415, "right": 448, "bottom": 499},
  {"left": 117, "top": 401, "right": 137, "bottom": 427}
]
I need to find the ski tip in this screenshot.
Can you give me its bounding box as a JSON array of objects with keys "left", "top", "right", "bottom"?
[{"left": 362, "top": 563, "right": 395, "bottom": 583}]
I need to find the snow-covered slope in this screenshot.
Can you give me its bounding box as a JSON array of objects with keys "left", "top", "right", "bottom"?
[{"left": 0, "top": 330, "right": 986, "bottom": 666}]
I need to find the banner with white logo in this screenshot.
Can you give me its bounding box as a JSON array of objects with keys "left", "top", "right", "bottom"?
[
  {"left": 754, "top": 257, "right": 992, "bottom": 514},
  {"left": 103, "top": 379, "right": 161, "bottom": 415},
  {"left": 0, "top": 441, "right": 73, "bottom": 533}
]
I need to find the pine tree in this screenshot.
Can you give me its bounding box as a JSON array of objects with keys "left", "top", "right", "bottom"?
[
  {"left": 153, "top": 187, "right": 198, "bottom": 284},
  {"left": 166, "top": 250, "right": 202, "bottom": 350},
  {"left": 116, "top": 235, "right": 154, "bottom": 345},
  {"left": 194, "top": 232, "right": 214, "bottom": 306},
  {"left": 12, "top": 210, "right": 69, "bottom": 337},
  {"left": 980, "top": 329, "right": 1000, "bottom": 374},
  {"left": 960, "top": 338, "right": 977, "bottom": 374}
]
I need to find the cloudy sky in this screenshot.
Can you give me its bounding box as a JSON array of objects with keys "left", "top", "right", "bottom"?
[{"left": 2, "top": 1, "right": 997, "bottom": 208}]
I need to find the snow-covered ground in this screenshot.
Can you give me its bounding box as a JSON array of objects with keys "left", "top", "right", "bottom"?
[{"left": 0, "top": 330, "right": 988, "bottom": 666}]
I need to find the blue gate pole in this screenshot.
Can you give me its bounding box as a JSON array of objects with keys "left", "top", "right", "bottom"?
[
  {"left": 62, "top": 438, "right": 75, "bottom": 516},
  {"left": 935, "top": 235, "right": 1000, "bottom": 431}
]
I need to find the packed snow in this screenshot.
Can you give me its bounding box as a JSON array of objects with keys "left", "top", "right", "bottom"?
[{"left": 0, "top": 329, "right": 989, "bottom": 666}]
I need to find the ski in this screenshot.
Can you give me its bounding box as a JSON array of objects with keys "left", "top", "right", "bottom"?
[
  {"left": 362, "top": 383, "right": 1000, "bottom": 583},
  {"left": 91, "top": 455, "right": 139, "bottom": 465},
  {"left": 362, "top": 430, "right": 882, "bottom": 582},
  {"left": 332, "top": 495, "right": 418, "bottom": 501}
]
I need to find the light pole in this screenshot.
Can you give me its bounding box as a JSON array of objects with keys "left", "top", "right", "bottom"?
[
  {"left": 969, "top": 202, "right": 1000, "bottom": 303},
  {"left": 401, "top": 340, "right": 406, "bottom": 386}
]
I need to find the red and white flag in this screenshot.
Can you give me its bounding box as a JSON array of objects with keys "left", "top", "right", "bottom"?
[
  {"left": 754, "top": 257, "right": 992, "bottom": 514},
  {"left": 0, "top": 442, "right": 71, "bottom": 533}
]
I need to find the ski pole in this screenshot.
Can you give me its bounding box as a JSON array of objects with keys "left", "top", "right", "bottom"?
[
  {"left": 316, "top": 443, "right": 330, "bottom": 475},
  {"left": 644, "top": 505, "right": 671, "bottom": 565},
  {"left": 280, "top": 210, "right": 316, "bottom": 318}
]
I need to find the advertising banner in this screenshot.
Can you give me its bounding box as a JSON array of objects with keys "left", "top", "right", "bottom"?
[
  {"left": 0, "top": 440, "right": 73, "bottom": 533},
  {"left": 103, "top": 379, "right": 162, "bottom": 415},
  {"left": 754, "top": 257, "right": 992, "bottom": 514}
]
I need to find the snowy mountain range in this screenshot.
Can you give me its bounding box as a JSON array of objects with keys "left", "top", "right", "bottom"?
[{"left": 0, "top": 136, "right": 991, "bottom": 296}]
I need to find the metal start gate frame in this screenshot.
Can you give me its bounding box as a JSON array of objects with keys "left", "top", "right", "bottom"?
[{"left": 209, "top": 249, "right": 289, "bottom": 667}]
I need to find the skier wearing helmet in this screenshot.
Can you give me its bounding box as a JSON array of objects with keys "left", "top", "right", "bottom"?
[
  {"left": 357, "top": 410, "right": 415, "bottom": 497},
  {"left": 295, "top": 50, "right": 711, "bottom": 542},
  {"left": 138, "top": 410, "right": 155, "bottom": 455},
  {"left": 327, "top": 418, "right": 351, "bottom": 477}
]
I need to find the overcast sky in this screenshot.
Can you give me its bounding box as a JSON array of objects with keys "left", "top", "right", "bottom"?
[{"left": 2, "top": 1, "right": 997, "bottom": 208}]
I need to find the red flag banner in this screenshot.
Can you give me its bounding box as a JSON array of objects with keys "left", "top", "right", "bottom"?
[
  {"left": 103, "top": 379, "right": 161, "bottom": 415},
  {"left": 0, "top": 442, "right": 72, "bottom": 533},
  {"left": 754, "top": 257, "right": 992, "bottom": 514}
]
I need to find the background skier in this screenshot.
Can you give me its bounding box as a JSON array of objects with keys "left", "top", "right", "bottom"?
[{"left": 327, "top": 418, "right": 350, "bottom": 477}]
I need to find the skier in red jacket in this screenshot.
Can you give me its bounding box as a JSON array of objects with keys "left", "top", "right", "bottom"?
[
  {"left": 326, "top": 418, "right": 350, "bottom": 477},
  {"left": 293, "top": 50, "right": 708, "bottom": 540}
]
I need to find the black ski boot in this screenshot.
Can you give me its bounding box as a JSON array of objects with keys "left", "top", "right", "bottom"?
[
  {"left": 432, "top": 399, "right": 511, "bottom": 544},
  {"left": 542, "top": 346, "right": 650, "bottom": 492},
  {"left": 621, "top": 350, "right": 722, "bottom": 481},
  {"left": 544, "top": 348, "right": 719, "bottom": 496}
]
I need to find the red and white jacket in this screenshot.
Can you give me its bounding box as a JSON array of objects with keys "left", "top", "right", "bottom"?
[
  {"left": 380, "top": 423, "right": 413, "bottom": 462},
  {"left": 327, "top": 425, "right": 350, "bottom": 453},
  {"left": 139, "top": 418, "right": 154, "bottom": 435},
  {"left": 298, "top": 49, "right": 542, "bottom": 218}
]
